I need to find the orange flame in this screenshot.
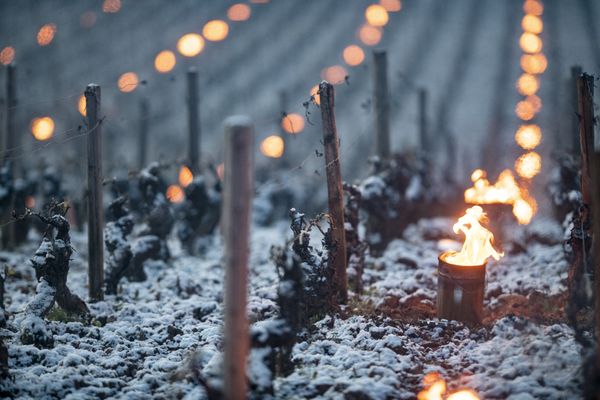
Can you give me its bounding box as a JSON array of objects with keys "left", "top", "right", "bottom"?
[{"left": 418, "top": 372, "right": 480, "bottom": 400}]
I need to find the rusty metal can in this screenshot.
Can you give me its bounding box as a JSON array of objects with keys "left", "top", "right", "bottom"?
[{"left": 437, "top": 254, "right": 486, "bottom": 325}]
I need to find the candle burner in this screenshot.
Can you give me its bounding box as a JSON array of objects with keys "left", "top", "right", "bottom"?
[{"left": 437, "top": 253, "right": 486, "bottom": 325}]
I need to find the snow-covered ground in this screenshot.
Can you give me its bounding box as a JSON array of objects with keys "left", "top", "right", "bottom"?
[{"left": 0, "top": 215, "right": 583, "bottom": 399}]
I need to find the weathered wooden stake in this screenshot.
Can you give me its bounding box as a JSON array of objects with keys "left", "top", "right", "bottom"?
[
  {"left": 319, "top": 81, "right": 348, "bottom": 303},
  {"left": 372, "top": 51, "right": 390, "bottom": 159},
  {"left": 577, "top": 73, "right": 594, "bottom": 205},
  {"left": 187, "top": 68, "right": 200, "bottom": 173},
  {"left": 571, "top": 65, "right": 583, "bottom": 154},
  {"left": 1, "top": 64, "right": 17, "bottom": 249},
  {"left": 138, "top": 98, "right": 149, "bottom": 169},
  {"left": 222, "top": 116, "right": 253, "bottom": 400},
  {"left": 418, "top": 88, "right": 428, "bottom": 153},
  {"left": 85, "top": 84, "right": 104, "bottom": 302}
]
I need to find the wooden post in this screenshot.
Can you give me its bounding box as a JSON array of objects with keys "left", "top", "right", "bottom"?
[
  {"left": 418, "top": 88, "right": 428, "bottom": 153},
  {"left": 187, "top": 68, "right": 200, "bottom": 173},
  {"left": 571, "top": 66, "right": 583, "bottom": 154},
  {"left": 577, "top": 74, "right": 594, "bottom": 205},
  {"left": 222, "top": 116, "right": 253, "bottom": 400},
  {"left": 85, "top": 84, "right": 104, "bottom": 302},
  {"left": 1, "top": 65, "right": 17, "bottom": 249},
  {"left": 138, "top": 98, "right": 149, "bottom": 169},
  {"left": 319, "top": 81, "right": 348, "bottom": 303},
  {"left": 372, "top": 51, "right": 390, "bottom": 159}
]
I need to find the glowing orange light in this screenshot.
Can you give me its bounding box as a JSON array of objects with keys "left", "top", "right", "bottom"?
[
  {"left": 117, "top": 72, "right": 139, "bottom": 93},
  {"left": 447, "top": 390, "right": 480, "bottom": 400},
  {"left": 203, "top": 20, "right": 229, "bottom": 42},
  {"left": 166, "top": 185, "right": 184, "bottom": 203},
  {"left": 522, "top": 14, "right": 543, "bottom": 34},
  {"left": 380, "top": 0, "right": 401, "bottom": 12},
  {"left": 321, "top": 65, "right": 347, "bottom": 84},
  {"left": 25, "top": 196, "right": 36, "bottom": 209},
  {"left": 342, "top": 45, "right": 365, "bottom": 67},
  {"left": 310, "top": 84, "right": 320, "bottom": 105},
  {"left": 260, "top": 135, "right": 285, "bottom": 158},
  {"left": 154, "top": 50, "right": 176, "bottom": 73},
  {"left": 358, "top": 24, "right": 382, "bottom": 46},
  {"left": 31, "top": 116, "right": 55, "bottom": 141},
  {"left": 102, "top": 0, "right": 121, "bottom": 13},
  {"left": 178, "top": 166, "right": 194, "bottom": 187},
  {"left": 525, "top": 94, "right": 542, "bottom": 113},
  {"left": 515, "top": 124, "right": 542, "bottom": 150},
  {"left": 228, "top": 3, "right": 251, "bottom": 21},
  {"left": 417, "top": 372, "right": 480, "bottom": 400},
  {"left": 177, "top": 33, "right": 205, "bottom": 57},
  {"left": 515, "top": 99, "right": 537, "bottom": 121},
  {"left": 516, "top": 73, "right": 539, "bottom": 96},
  {"left": 78, "top": 95, "right": 86, "bottom": 116},
  {"left": 520, "top": 32, "right": 542, "bottom": 54},
  {"left": 365, "top": 4, "right": 389, "bottom": 27},
  {"left": 281, "top": 113, "right": 305, "bottom": 134},
  {"left": 37, "top": 23, "right": 57, "bottom": 46},
  {"left": 515, "top": 151, "right": 542, "bottom": 179},
  {"left": 0, "top": 46, "right": 15, "bottom": 65},
  {"left": 520, "top": 53, "right": 547, "bottom": 75},
  {"left": 216, "top": 163, "right": 225, "bottom": 181},
  {"left": 523, "top": 0, "right": 544, "bottom": 16},
  {"left": 80, "top": 11, "right": 97, "bottom": 28}
]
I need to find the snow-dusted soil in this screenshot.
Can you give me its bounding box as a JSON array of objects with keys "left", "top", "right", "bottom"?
[{"left": 0, "top": 216, "right": 583, "bottom": 399}]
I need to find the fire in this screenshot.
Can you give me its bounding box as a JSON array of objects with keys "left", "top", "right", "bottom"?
[
  {"left": 515, "top": 124, "right": 542, "bottom": 150},
  {"left": 154, "top": 50, "right": 176, "bottom": 73},
  {"left": 102, "top": 0, "right": 121, "bottom": 13},
  {"left": 464, "top": 169, "right": 536, "bottom": 224},
  {"left": 281, "top": 113, "right": 305, "bottom": 134},
  {"left": 380, "top": 0, "right": 402, "bottom": 12},
  {"left": 177, "top": 33, "right": 205, "bottom": 57},
  {"left": 260, "top": 135, "right": 284, "bottom": 158},
  {"left": 0, "top": 46, "right": 15, "bottom": 65},
  {"left": 358, "top": 24, "right": 382, "bottom": 46},
  {"left": 31, "top": 116, "right": 55, "bottom": 141},
  {"left": 228, "top": 3, "right": 251, "bottom": 21},
  {"left": 178, "top": 166, "right": 194, "bottom": 187},
  {"left": 521, "top": 14, "right": 543, "bottom": 34},
  {"left": 37, "top": 23, "right": 57, "bottom": 46},
  {"left": 342, "top": 45, "right": 365, "bottom": 67},
  {"left": 418, "top": 372, "right": 480, "bottom": 400},
  {"left": 516, "top": 73, "right": 539, "bottom": 96},
  {"left": 166, "top": 185, "right": 184, "bottom": 203},
  {"left": 78, "top": 95, "right": 86, "bottom": 116},
  {"left": 515, "top": 151, "right": 542, "bottom": 179},
  {"left": 203, "top": 20, "right": 229, "bottom": 42},
  {"left": 365, "top": 4, "right": 389, "bottom": 27},
  {"left": 520, "top": 53, "right": 547, "bottom": 74},
  {"left": 519, "top": 32, "right": 542, "bottom": 53},
  {"left": 117, "top": 72, "right": 139, "bottom": 93},
  {"left": 310, "top": 84, "right": 320, "bottom": 105},
  {"left": 321, "top": 65, "right": 347, "bottom": 84}
]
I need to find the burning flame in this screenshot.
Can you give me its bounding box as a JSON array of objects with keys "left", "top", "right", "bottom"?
[
  {"left": 357, "top": 24, "right": 382, "bottom": 46},
  {"left": 166, "top": 185, "right": 184, "bottom": 203},
  {"left": 418, "top": 372, "right": 480, "bottom": 400},
  {"left": 0, "top": 46, "right": 15, "bottom": 65},
  {"left": 178, "top": 166, "right": 194, "bottom": 187},
  {"left": 228, "top": 3, "right": 251, "bottom": 21},
  {"left": 342, "top": 45, "right": 365, "bottom": 67},
  {"left": 464, "top": 169, "right": 537, "bottom": 224},
  {"left": 177, "top": 33, "right": 205, "bottom": 57},
  {"left": 281, "top": 113, "right": 305, "bottom": 134},
  {"left": 154, "top": 50, "right": 176, "bottom": 73},
  {"left": 442, "top": 206, "right": 503, "bottom": 266},
  {"left": 515, "top": 151, "right": 542, "bottom": 179},
  {"left": 365, "top": 4, "right": 389, "bottom": 27}
]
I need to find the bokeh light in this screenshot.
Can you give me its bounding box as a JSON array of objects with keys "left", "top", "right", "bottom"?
[
  {"left": 515, "top": 151, "right": 542, "bottom": 179},
  {"left": 358, "top": 24, "right": 382, "bottom": 46},
  {"left": 102, "top": 0, "right": 121, "bottom": 13},
  {"left": 31, "top": 116, "right": 55, "bottom": 141},
  {"left": 281, "top": 113, "right": 305, "bottom": 134},
  {"left": 203, "top": 20, "right": 229, "bottom": 42},
  {"left": 523, "top": 0, "right": 543, "bottom": 16},
  {"left": 228, "top": 3, "right": 251, "bottom": 21},
  {"left": 37, "top": 23, "right": 57, "bottom": 46},
  {"left": 520, "top": 53, "right": 547, "bottom": 75},
  {"left": 310, "top": 84, "right": 320, "bottom": 105},
  {"left": 80, "top": 11, "right": 97, "bottom": 28},
  {"left": 260, "top": 135, "right": 285, "bottom": 158},
  {"left": 380, "top": 0, "right": 401, "bottom": 12},
  {"left": 342, "top": 45, "right": 365, "bottom": 67},
  {"left": 365, "top": 4, "right": 389, "bottom": 27},
  {"left": 516, "top": 73, "right": 539, "bottom": 96},
  {"left": 78, "top": 95, "right": 86, "bottom": 116},
  {"left": 118, "top": 72, "right": 139, "bottom": 93},
  {"left": 154, "top": 50, "right": 176, "bottom": 73},
  {"left": 522, "top": 14, "right": 543, "bottom": 34},
  {"left": 525, "top": 94, "right": 542, "bottom": 113},
  {"left": 519, "top": 32, "right": 542, "bottom": 54},
  {"left": 216, "top": 163, "right": 225, "bottom": 181},
  {"left": 178, "top": 166, "right": 194, "bottom": 187},
  {"left": 0, "top": 46, "right": 15, "bottom": 65},
  {"left": 177, "top": 33, "right": 205, "bottom": 57},
  {"left": 166, "top": 185, "right": 185, "bottom": 203},
  {"left": 321, "top": 65, "right": 347, "bottom": 84},
  {"left": 515, "top": 124, "right": 542, "bottom": 150},
  {"left": 515, "top": 99, "right": 537, "bottom": 121}
]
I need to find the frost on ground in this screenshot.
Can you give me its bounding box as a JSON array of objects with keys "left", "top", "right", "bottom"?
[{"left": 0, "top": 217, "right": 583, "bottom": 399}]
